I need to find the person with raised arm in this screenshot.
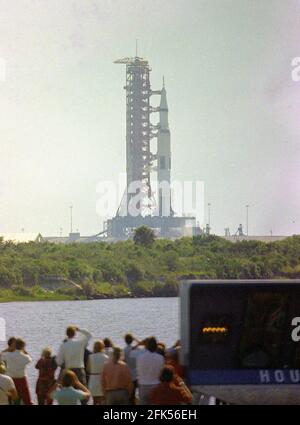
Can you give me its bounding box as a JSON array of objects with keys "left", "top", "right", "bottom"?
[
  {"left": 0, "top": 337, "right": 16, "bottom": 355},
  {"left": 1, "top": 338, "right": 33, "bottom": 405},
  {"left": 149, "top": 366, "right": 192, "bottom": 405},
  {"left": 123, "top": 333, "right": 141, "bottom": 404},
  {"left": 56, "top": 325, "right": 91, "bottom": 404},
  {"left": 49, "top": 370, "right": 90, "bottom": 405}
]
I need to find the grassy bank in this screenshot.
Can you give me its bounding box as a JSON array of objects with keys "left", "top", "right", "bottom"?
[{"left": 0, "top": 288, "right": 76, "bottom": 303}]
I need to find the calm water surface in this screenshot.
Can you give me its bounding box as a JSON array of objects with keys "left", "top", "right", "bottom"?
[{"left": 0, "top": 298, "right": 179, "bottom": 401}]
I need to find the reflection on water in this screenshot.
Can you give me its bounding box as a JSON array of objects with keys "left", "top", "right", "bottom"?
[{"left": 0, "top": 297, "right": 178, "bottom": 401}]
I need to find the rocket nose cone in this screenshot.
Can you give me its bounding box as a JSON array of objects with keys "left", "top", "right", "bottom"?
[{"left": 160, "top": 87, "right": 168, "bottom": 110}]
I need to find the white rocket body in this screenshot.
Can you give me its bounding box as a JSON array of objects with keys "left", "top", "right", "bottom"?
[{"left": 157, "top": 84, "right": 172, "bottom": 216}]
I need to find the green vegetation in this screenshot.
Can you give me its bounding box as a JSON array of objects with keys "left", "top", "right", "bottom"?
[
  {"left": 0, "top": 287, "right": 76, "bottom": 303},
  {"left": 133, "top": 226, "right": 155, "bottom": 247},
  {"left": 0, "top": 232, "right": 300, "bottom": 302}
]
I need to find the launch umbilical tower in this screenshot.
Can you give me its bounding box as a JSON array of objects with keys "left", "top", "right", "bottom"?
[{"left": 105, "top": 54, "right": 195, "bottom": 239}]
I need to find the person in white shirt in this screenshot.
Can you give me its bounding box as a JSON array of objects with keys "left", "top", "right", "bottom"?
[
  {"left": 0, "top": 362, "right": 18, "bottom": 405},
  {"left": 137, "top": 337, "right": 165, "bottom": 405},
  {"left": 103, "top": 337, "right": 114, "bottom": 359},
  {"left": 1, "top": 338, "right": 33, "bottom": 405},
  {"left": 87, "top": 340, "right": 108, "bottom": 405},
  {"left": 56, "top": 326, "right": 91, "bottom": 404}
]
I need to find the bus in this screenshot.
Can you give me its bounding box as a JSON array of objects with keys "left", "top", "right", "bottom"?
[{"left": 180, "top": 280, "right": 300, "bottom": 404}]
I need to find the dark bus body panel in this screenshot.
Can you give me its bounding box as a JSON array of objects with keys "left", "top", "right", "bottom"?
[{"left": 180, "top": 280, "right": 300, "bottom": 404}]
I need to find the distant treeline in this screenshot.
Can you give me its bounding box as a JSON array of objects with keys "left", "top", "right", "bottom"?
[{"left": 0, "top": 232, "right": 300, "bottom": 301}]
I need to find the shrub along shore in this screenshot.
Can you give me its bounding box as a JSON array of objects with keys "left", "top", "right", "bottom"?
[{"left": 0, "top": 231, "right": 300, "bottom": 303}]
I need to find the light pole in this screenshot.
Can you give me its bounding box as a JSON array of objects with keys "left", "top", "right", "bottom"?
[
  {"left": 208, "top": 203, "right": 211, "bottom": 228},
  {"left": 70, "top": 205, "right": 73, "bottom": 234},
  {"left": 246, "top": 205, "right": 250, "bottom": 236}
]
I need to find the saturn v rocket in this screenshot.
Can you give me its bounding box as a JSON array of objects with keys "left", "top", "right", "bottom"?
[
  {"left": 107, "top": 54, "right": 196, "bottom": 239},
  {"left": 157, "top": 79, "right": 172, "bottom": 217}
]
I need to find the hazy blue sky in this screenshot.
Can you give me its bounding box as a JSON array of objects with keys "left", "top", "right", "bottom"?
[{"left": 0, "top": 0, "right": 300, "bottom": 236}]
